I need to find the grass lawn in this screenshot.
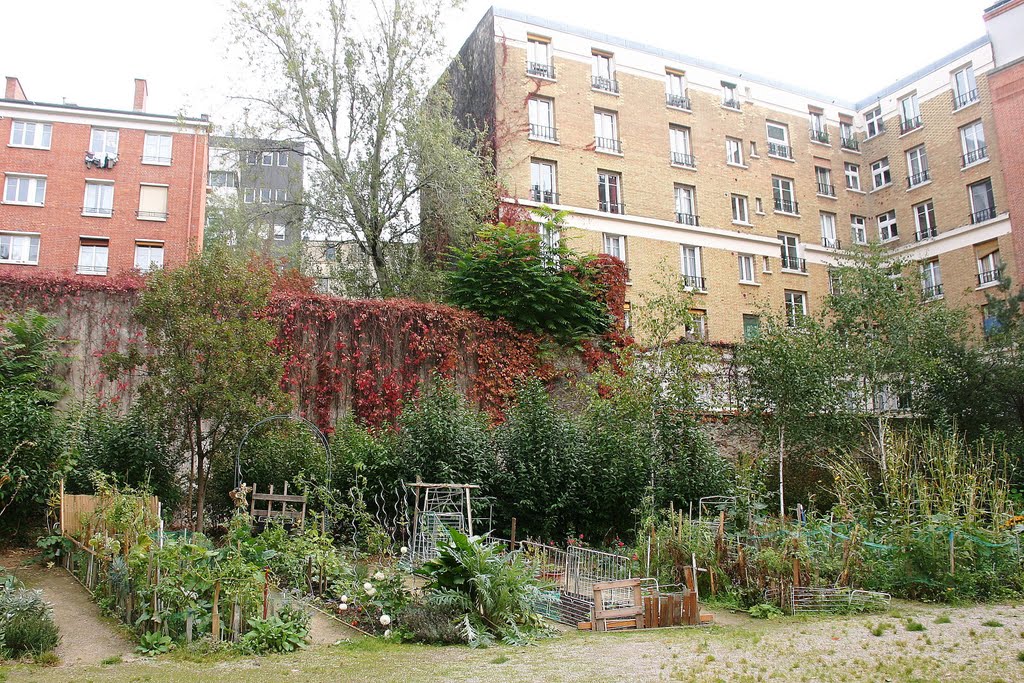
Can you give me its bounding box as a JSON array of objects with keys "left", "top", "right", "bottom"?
[{"left": 3, "top": 601, "right": 1023, "bottom": 682}]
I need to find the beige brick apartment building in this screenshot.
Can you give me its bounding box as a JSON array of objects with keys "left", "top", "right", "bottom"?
[{"left": 448, "top": 4, "right": 1024, "bottom": 342}]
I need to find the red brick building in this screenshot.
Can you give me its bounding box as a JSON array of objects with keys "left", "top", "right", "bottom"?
[{"left": 0, "top": 77, "right": 210, "bottom": 277}]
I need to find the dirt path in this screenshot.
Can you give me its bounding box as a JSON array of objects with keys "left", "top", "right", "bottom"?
[{"left": 1, "top": 550, "right": 133, "bottom": 666}]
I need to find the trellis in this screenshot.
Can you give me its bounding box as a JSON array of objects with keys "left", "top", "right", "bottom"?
[{"left": 408, "top": 483, "right": 479, "bottom": 564}]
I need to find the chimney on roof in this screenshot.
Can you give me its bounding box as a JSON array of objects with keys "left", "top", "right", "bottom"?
[
  {"left": 133, "top": 78, "right": 148, "bottom": 112},
  {"left": 5, "top": 77, "right": 27, "bottom": 101}
]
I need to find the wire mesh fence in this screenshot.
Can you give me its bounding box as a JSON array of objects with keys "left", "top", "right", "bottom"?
[{"left": 763, "top": 585, "right": 892, "bottom": 614}]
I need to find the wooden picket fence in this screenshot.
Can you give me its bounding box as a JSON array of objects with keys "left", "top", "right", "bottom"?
[{"left": 59, "top": 486, "right": 160, "bottom": 540}]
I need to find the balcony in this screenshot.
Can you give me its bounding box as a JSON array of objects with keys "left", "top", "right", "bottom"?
[
  {"left": 977, "top": 269, "right": 1000, "bottom": 287},
  {"left": 675, "top": 212, "right": 699, "bottom": 226},
  {"left": 136, "top": 210, "right": 168, "bottom": 221},
  {"left": 526, "top": 62, "right": 555, "bottom": 79},
  {"left": 970, "top": 206, "right": 996, "bottom": 224},
  {"left": 900, "top": 116, "right": 923, "bottom": 134},
  {"left": 595, "top": 137, "right": 622, "bottom": 154},
  {"left": 922, "top": 283, "right": 943, "bottom": 299},
  {"left": 681, "top": 274, "right": 706, "bottom": 291},
  {"left": 530, "top": 187, "right": 559, "bottom": 204},
  {"left": 953, "top": 89, "right": 979, "bottom": 111},
  {"left": 82, "top": 206, "right": 114, "bottom": 217},
  {"left": 592, "top": 76, "right": 619, "bottom": 94},
  {"left": 840, "top": 136, "right": 860, "bottom": 152},
  {"left": 666, "top": 93, "right": 691, "bottom": 110},
  {"left": 817, "top": 182, "right": 835, "bottom": 197},
  {"left": 962, "top": 147, "right": 988, "bottom": 167},
  {"left": 809, "top": 129, "right": 830, "bottom": 145},
  {"left": 722, "top": 98, "right": 741, "bottom": 110},
  {"left": 821, "top": 237, "right": 841, "bottom": 249},
  {"left": 767, "top": 142, "right": 792, "bottom": 159},
  {"left": 773, "top": 198, "right": 799, "bottom": 215},
  {"left": 907, "top": 170, "right": 930, "bottom": 188},
  {"left": 914, "top": 226, "right": 938, "bottom": 242},
  {"left": 780, "top": 255, "right": 807, "bottom": 272},
  {"left": 671, "top": 151, "right": 696, "bottom": 168},
  {"left": 599, "top": 200, "right": 625, "bottom": 214},
  {"left": 529, "top": 124, "right": 558, "bottom": 142}
]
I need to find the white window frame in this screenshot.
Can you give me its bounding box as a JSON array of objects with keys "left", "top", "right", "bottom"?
[
  {"left": 766, "top": 122, "right": 791, "bottom": 158},
  {"left": 83, "top": 181, "right": 114, "bottom": 217},
  {"left": 3, "top": 174, "right": 47, "bottom": 206},
  {"left": 680, "top": 245, "right": 703, "bottom": 289},
  {"left": 809, "top": 111, "right": 825, "bottom": 134},
  {"left": 261, "top": 151, "right": 274, "bottom": 166},
  {"left": 77, "top": 241, "right": 110, "bottom": 276},
  {"left": 0, "top": 232, "right": 40, "bottom": 265},
  {"left": 669, "top": 126, "right": 692, "bottom": 164},
  {"left": 921, "top": 259, "right": 942, "bottom": 298},
  {"left": 851, "top": 215, "right": 867, "bottom": 245},
  {"left": 844, "top": 163, "right": 861, "bottom": 191},
  {"left": 528, "top": 97, "right": 556, "bottom": 141},
  {"left": 969, "top": 179, "right": 995, "bottom": 219},
  {"left": 593, "top": 109, "right": 619, "bottom": 151},
  {"left": 784, "top": 291, "right": 807, "bottom": 326},
  {"left": 721, "top": 82, "right": 738, "bottom": 107},
  {"left": 820, "top": 212, "right": 838, "bottom": 248},
  {"left": 273, "top": 224, "right": 287, "bottom": 241},
  {"left": 960, "top": 120, "right": 987, "bottom": 166},
  {"left": 142, "top": 133, "right": 173, "bottom": 165},
  {"left": 815, "top": 166, "right": 833, "bottom": 196},
  {"left": 134, "top": 242, "right": 165, "bottom": 272},
  {"left": 259, "top": 188, "right": 273, "bottom": 203},
  {"left": 871, "top": 158, "right": 891, "bottom": 190},
  {"left": 914, "top": 201, "right": 937, "bottom": 240},
  {"left": 674, "top": 184, "right": 696, "bottom": 223},
  {"left": 138, "top": 183, "right": 169, "bottom": 221},
  {"left": 726, "top": 137, "right": 744, "bottom": 166},
  {"left": 731, "top": 194, "right": 749, "bottom": 224},
  {"left": 243, "top": 188, "right": 255, "bottom": 203},
  {"left": 597, "top": 170, "right": 622, "bottom": 213},
  {"left": 592, "top": 52, "right": 614, "bottom": 81},
  {"left": 906, "top": 145, "right": 929, "bottom": 186},
  {"left": 528, "top": 38, "right": 551, "bottom": 69},
  {"left": 952, "top": 65, "right": 978, "bottom": 109},
  {"left": 666, "top": 71, "right": 687, "bottom": 101},
  {"left": 9, "top": 121, "right": 52, "bottom": 150},
  {"left": 878, "top": 210, "right": 898, "bottom": 242},
  {"left": 978, "top": 250, "right": 1000, "bottom": 286},
  {"left": 899, "top": 94, "right": 921, "bottom": 128},
  {"left": 772, "top": 176, "right": 796, "bottom": 214},
  {"left": 89, "top": 128, "right": 119, "bottom": 156},
  {"left": 779, "top": 233, "right": 801, "bottom": 270},
  {"left": 738, "top": 254, "right": 756, "bottom": 284},
  {"left": 276, "top": 151, "right": 289, "bottom": 166},
  {"left": 840, "top": 121, "right": 854, "bottom": 143},
  {"left": 603, "top": 233, "right": 626, "bottom": 261},
  {"left": 865, "top": 107, "right": 883, "bottom": 138},
  {"left": 530, "top": 159, "right": 557, "bottom": 203}
]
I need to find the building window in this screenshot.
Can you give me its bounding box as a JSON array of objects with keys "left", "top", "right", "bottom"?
[
  {"left": 527, "top": 37, "right": 554, "bottom": 78},
  {"left": 731, "top": 194, "right": 749, "bottom": 224},
  {"left": 246, "top": 151, "right": 259, "bottom": 165},
  {"left": 899, "top": 94, "right": 922, "bottom": 133},
  {"left": 952, "top": 65, "right": 978, "bottom": 110},
  {"left": 685, "top": 309, "right": 707, "bottom": 340},
  {"left": 878, "top": 210, "right": 898, "bottom": 242},
  {"left": 721, "top": 81, "right": 739, "bottom": 109},
  {"left": 978, "top": 249, "right": 1000, "bottom": 286},
  {"left": 755, "top": 197, "right": 763, "bottom": 214},
  {"left": 622, "top": 301, "right": 632, "bottom": 331},
  {"left": 78, "top": 239, "right": 109, "bottom": 275},
  {"left": 0, "top": 232, "right": 40, "bottom": 265},
  {"left": 603, "top": 233, "right": 625, "bottom": 261},
  {"left": 906, "top": 145, "right": 930, "bottom": 187},
  {"left": 528, "top": 97, "right": 557, "bottom": 142},
  {"left": 274, "top": 189, "right": 288, "bottom": 203},
  {"left": 674, "top": 184, "right": 697, "bottom": 225},
  {"left": 871, "top": 157, "right": 891, "bottom": 190},
  {"left": 259, "top": 188, "right": 273, "bottom": 203},
  {"left": 134, "top": 242, "right": 164, "bottom": 272},
  {"left": 784, "top": 291, "right": 807, "bottom": 326},
  {"left": 820, "top": 212, "right": 838, "bottom": 249},
  {"left": 921, "top": 259, "right": 943, "bottom": 299},
  {"left": 742, "top": 314, "right": 761, "bottom": 340},
  {"left": 138, "top": 184, "right": 169, "bottom": 221},
  {"left": 592, "top": 52, "right": 618, "bottom": 93},
  {"left": 738, "top": 254, "right": 756, "bottom": 284},
  {"left": 815, "top": 167, "right": 834, "bottom": 197},
  {"left": 597, "top": 171, "right": 623, "bottom": 213},
  {"left": 680, "top": 245, "right": 704, "bottom": 290},
  {"left": 809, "top": 111, "right": 828, "bottom": 144},
  {"left": 83, "top": 181, "right": 114, "bottom": 217},
  {"left": 766, "top": 121, "right": 791, "bottom": 158},
  {"left": 969, "top": 179, "right": 996, "bottom": 223},
  {"left": 851, "top": 215, "right": 867, "bottom": 245},
  {"left": 771, "top": 176, "right": 797, "bottom": 214},
  {"left": 844, "top": 163, "right": 861, "bottom": 191},
  {"left": 273, "top": 224, "right": 287, "bottom": 241},
  {"left": 209, "top": 170, "right": 238, "bottom": 188},
  {"left": 243, "top": 188, "right": 255, "bottom": 203},
  {"left": 539, "top": 220, "right": 560, "bottom": 254},
  {"left": 750, "top": 141, "right": 758, "bottom": 157},
  {"left": 593, "top": 109, "right": 620, "bottom": 153},
  {"left": 913, "top": 201, "right": 937, "bottom": 241},
  {"left": 142, "top": 133, "right": 173, "bottom": 165},
  {"left": 261, "top": 151, "right": 274, "bottom": 166},
  {"left": 726, "top": 137, "right": 744, "bottom": 166},
  {"left": 276, "top": 151, "right": 289, "bottom": 166},
  {"left": 840, "top": 121, "right": 855, "bottom": 146},
  {"left": 960, "top": 120, "right": 987, "bottom": 167},
  {"left": 779, "top": 233, "right": 803, "bottom": 271},
  {"left": 865, "top": 106, "right": 883, "bottom": 138},
  {"left": 530, "top": 159, "right": 558, "bottom": 203},
  {"left": 669, "top": 126, "right": 694, "bottom": 167},
  {"left": 3, "top": 174, "right": 46, "bottom": 206},
  {"left": 665, "top": 70, "right": 689, "bottom": 109},
  {"left": 89, "top": 128, "right": 119, "bottom": 156},
  {"left": 9, "top": 121, "right": 52, "bottom": 149}
]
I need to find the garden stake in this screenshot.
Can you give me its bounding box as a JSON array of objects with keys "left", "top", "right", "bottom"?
[
  {"left": 211, "top": 581, "right": 220, "bottom": 642},
  {"left": 263, "top": 567, "right": 270, "bottom": 619}
]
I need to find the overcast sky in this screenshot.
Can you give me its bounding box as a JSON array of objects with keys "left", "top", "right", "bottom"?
[{"left": 1, "top": 0, "right": 994, "bottom": 125}]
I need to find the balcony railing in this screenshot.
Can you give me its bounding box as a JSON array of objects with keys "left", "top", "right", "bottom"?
[
  {"left": 530, "top": 187, "right": 560, "bottom": 204},
  {"left": 681, "top": 274, "right": 706, "bottom": 291},
  {"left": 900, "top": 116, "right": 923, "bottom": 134},
  {"left": 962, "top": 147, "right": 988, "bottom": 167},
  {"left": 977, "top": 269, "right": 1000, "bottom": 286},
  {"left": 922, "top": 283, "right": 943, "bottom": 299},
  {"left": 77, "top": 264, "right": 109, "bottom": 275},
  {"left": 526, "top": 62, "right": 555, "bottom": 79},
  {"left": 821, "top": 237, "right": 841, "bottom": 249},
  {"left": 722, "top": 98, "right": 741, "bottom": 110},
  {"left": 666, "top": 93, "right": 691, "bottom": 110},
  {"left": 773, "top": 198, "right": 799, "bottom": 214},
  {"left": 671, "top": 151, "right": 696, "bottom": 168},
  {"left": 141, "top": 155, "right": 172, "bottom": 165},
  {"left": 780, "top": 255, "right": 807, "bottom": 272},
  {"left": 82, "top": 206, "right": 114, "bottom": 217},
  {"left": 953, "top": 89, "right": 979, "bottom": 110},
  {"left": 599, "top": 200, "right": 625, "bottom": 214},
  {"left": 529, "top": 124, "right": 558, "bottom": 142},
  {"left": 817, "top": 182, "right": 835, "bottom": 197},
  {"left": 136, "top": 210, "right": 168, "bottom": 220},
  {"left": 970, "top": 206, "right": 996, "bottom": 224},
  {"left": 809, "top": 128, "right": 830, "bottom": 145},
  {"left": 595, "top": 137, "right": 622, "bottom": 153},
  {"left": 914, "top": 226, "right": 938, "bottom": 242},
  {"left": 592, "top": 76, "right": 619, "bottom": 93},
  {"left": 840, "top": 136, "right": 860, "bottom": 151},
  {"left": 767, "top": 142, "right": 792, "bottom": 159},
  {"left": 907, "top": 169, "right": 930, "bottom": 188},
  {"left": 675, "top": 212, "right": 699, "bottom": 226}
]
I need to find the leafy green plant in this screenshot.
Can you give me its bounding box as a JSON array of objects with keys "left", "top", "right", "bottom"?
[
  {"left": 748, "top": 603, "right": 784, "bottom": 620},
  {"left": 239, "top": 609, "right": 310, "bottom": 654},
  {"left": 136, "top": 631, "right": 173, "bottom": 656},
  {"left": 906, "top": 619, "right": 925, "bottom": 632},
  {"left": 35, "top": 535, "right": 70, "bottom": 565},
  {"left": 0, "top": 588, "right": 59, "bottom": 657}
]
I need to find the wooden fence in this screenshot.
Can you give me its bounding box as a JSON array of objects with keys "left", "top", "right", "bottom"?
[{"left": 59, "top": 488, "right": 160, "bottom": 540}]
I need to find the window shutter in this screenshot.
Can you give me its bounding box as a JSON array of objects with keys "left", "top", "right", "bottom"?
[{"left": 139, "top": 185, "right": 168, "bottom": 214}]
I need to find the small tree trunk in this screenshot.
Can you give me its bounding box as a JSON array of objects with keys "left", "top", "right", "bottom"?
[
  {"left": 193, "top": 419, "right": 207, "bottom": 532},
  {"left": 877, "top": 414, "right": 887, "bottom": 474},
  {"left": 778, "top": 424, "right": 785, "bottom": 519}
]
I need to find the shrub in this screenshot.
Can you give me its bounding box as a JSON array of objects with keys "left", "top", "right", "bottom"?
[
  {"left": 397, "top": 603, "right": 464, "bottom": 645},
  {"left": 239, "top": 605, "right": 310, "bottom": 654},
  {"left": 0, "top": 588, "right": 59, "bottom": 657},
  {"left": 748, "top": 603, "right": 784, "bottom": 620},
  {"left": 135, "top": 632, "right": 172, "bottom": 656}
]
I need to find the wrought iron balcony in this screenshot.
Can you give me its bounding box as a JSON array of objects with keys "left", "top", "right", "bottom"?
[
  {"left": 767, "top": 142, "right": 792, "bottom": 159},
  {"left": 809, "top": 129, "right": 830, "bottom": 145},
  {"left": 780, "top": 255, "right": 807, "bottom": 272},
  {"left": 592, "top": 76, "right": 619, "bottom": 93},
  {"left": 666, "top": 93, "right": 691, "bottom": 110},
  {"left": 595, "top": 137, "right": 622, "bottom": 153},
  {"left": 529, "top": 124, "right": 558, "bottom": 142},
  {"left": 681, "top": 274, "right": 706, "bottom": 291},
  {"left": 900, "top": 116, "right": 923, "bottom": 134},
  {"left": 970, "top": 206, "right": 996, "bottom": 224},
  {"left": 914, "top": 227, "right": 938, "bottom": 242},
  {"left": 136, "top": 210, "right": 168, "bottom": 220},
  {"left": 671, "top": 151, "right": 696, "bottom": 168},
  {"left": 530, "top": 187, "right": 559, "bottom": 204},
  {"left": 977, "top": 269, "right": 1000, "bottom": 286},
  {"left": 817, "top": 182, "right": 835, "bottom": 197},
  {"left": 840, "top": 136, "right": 860, "bottom": 151},
  {"left": 599, "top": 200, "right": 625, "bottom": 214},
  {"left": 82, "top": 206, "right": 114, "bottom": 217},
  {"left": 722, "top": 98, "right": 741, "bottom": 110},
  {"left": 821, "top": 237, "right": 841, "bottom": 249},
  {"left": 961, "top": 147, "right": 988, "bottom": 167},
  {"left": 675, "top": 212, "right": 699, "bottom": 226},
  {"left": 526, "top": 62, "right": 555, "bottom": 79},
  {"left": 922, "top": 283, "right": 943, "bottom": 299},
  {"left": 907, "top": 170, "right": 930, "bottom": 188},
  {"left": 953, "top": 89, "right": 979, "bottom": 110},
  {"left": 773, "top": 198, "right": 799, "bottom": 215}
]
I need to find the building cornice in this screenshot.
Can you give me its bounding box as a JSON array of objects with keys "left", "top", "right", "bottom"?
[{"left": 0, "top": 99, "right": 210, "bottom": 132}]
